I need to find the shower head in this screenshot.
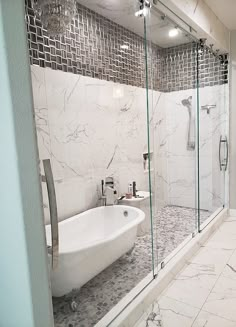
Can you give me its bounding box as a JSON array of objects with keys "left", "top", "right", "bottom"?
[
  {"left": 182, "top": 96, "right": 192, "bottom": 107},
  {"left": 182, "top": 99, "right": 189, "bottom": 106}
]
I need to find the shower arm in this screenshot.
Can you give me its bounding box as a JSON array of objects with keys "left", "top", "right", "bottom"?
[{"left": 42, "top": 159, "right": 59, "bottom": 270}]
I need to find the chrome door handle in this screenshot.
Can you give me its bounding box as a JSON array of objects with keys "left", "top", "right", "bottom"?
[
  {"left": 42, "top": 159, "right": 59, "bottom": 270},
  {"left": 219, "top": 136, "right": 228, "bottom": 171},
  {"left": 219, "top": 136, "right": 223, "bottom": 171},
  {"left": 225, "top": 136, "right": 229, "bottom": 171}
]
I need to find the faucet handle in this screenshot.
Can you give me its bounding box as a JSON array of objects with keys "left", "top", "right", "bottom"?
[{"left": 105, "top": 176, "right": 114, "bottom": 188}]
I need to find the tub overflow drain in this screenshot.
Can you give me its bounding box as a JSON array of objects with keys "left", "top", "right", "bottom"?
[{"left": 124, "top": 210, "right": 128, "bottom": 217}]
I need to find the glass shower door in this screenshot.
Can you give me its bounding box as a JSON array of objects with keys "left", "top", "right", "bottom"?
[
  {"left": 197, "top": 46, "right": 229, "bottom": 228},
  {"left": 144, "top": 8, "right": 199, "bottom": 271},
  {"left": 29, "top": 1, "right": 158, "bottom": 325}
]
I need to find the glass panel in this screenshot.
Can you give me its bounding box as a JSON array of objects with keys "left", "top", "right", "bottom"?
[
  {"left": 198, "top": 46, "right": 229, "bottom": 228},
  {"left": 143, "top": 14, "right": 159, "bottom": 274},
  {"left": 145, "top": 9, "right": 199, "bottom": 270},
  {"left": 28, "top": 1, "right": 157, "bottom": 325}
]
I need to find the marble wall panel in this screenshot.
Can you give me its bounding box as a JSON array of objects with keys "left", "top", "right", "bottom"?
[
  {"left": 31, "top": 65, "right": 157, "bottom": 222},
  {"left": 31, "top": 66, "right": 228, "bottom": 224}
]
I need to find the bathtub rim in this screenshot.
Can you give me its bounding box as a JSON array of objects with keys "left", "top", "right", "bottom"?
[{"left": 45, "top": 205, "right": 145, "bottom": 255}]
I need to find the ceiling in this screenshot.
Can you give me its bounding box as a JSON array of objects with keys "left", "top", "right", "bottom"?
[
  {"left": 204, "top": 0, "right": 236, "bottom": 30},
  {"left": 77, "top": 0, "right": 194, "bottom": 48}
]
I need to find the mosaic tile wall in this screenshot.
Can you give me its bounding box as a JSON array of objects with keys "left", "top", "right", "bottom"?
[
  {"left": 198, "top": 47, "right": 228, "bottom": 88},
  {"left": 159, "top": 43, "right": 228, "bottom": 92},
  {"left": 25, "top": 0, "right": 161, "bottom": 90},
  {"left": 159, "top": 44, "right": 197, "bottom": 92},
  {"left": 25, "top": 0, "right": 228, "bottom": 92}
]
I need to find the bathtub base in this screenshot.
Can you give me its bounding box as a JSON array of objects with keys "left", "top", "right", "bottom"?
[
  {"left": 51, "top": 227, "right": 138, "bottom": 297},
  {"left": 46, "top": 205, "right": 145, "bottom": 297}
]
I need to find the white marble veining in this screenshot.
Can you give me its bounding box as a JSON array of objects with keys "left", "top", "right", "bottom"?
[
  {"left": 136, "top": 296, "right": 199, "bottom": 327},
  {"left": 153, "top": 84, "right": 228, "bottom": 213},
  {"left": 192, "top": 311, "right": 236, "bottom": 327},
  {"left": 202, "top": 275, "right": 236, "bottom": 322},
  {"left": 32, "top": 65, "right": 155, "bottom": 222},
  {"left": 162, "top": 262, "right": 218, "bottom": 309},
  {"left": 135, "top": 214, "right": 236, "bottom": 327},
  {"left": 31, "top": 66, "right": 228, "bottom": 223}
]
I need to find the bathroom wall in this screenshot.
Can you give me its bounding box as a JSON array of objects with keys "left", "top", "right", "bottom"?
[
  {"left": 32, "top": 64, "right": 228, "bottom": 222},
  {"left": 32, "top": 65, "right": 160, "bottom": 222},
  {"left": 152, "top": 42, "right": 229, "bottom": 213},
  {"left": 154, "top": 84, "right": 229, "bottom": 213},
  {"left": 26, "top": 0, "right": 229, "bottom": 222}
]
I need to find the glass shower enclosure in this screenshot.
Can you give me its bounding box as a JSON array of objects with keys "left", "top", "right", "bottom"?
[
  {"left": 144, "top": 7, "right": 199, "bottom": 271},
  {"left": 27, "top": 0, "right": 229, "bottom": 326},
  {"left": 144, "top": 2, "right": 229, "bottom": 272},
  {"left": 197, "top": 43, "right": 229, "bottom": 228}
]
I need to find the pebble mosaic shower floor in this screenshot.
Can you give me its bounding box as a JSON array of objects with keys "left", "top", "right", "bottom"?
[{"left": 53, "top": 206, "right": 211, "bottom": 327}]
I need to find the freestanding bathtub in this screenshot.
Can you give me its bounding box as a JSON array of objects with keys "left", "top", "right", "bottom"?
[{"left": 46, "top": 205, "right": 145, "bottom": 297}]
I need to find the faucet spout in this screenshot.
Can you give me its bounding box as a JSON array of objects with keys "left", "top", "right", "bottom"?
[{"left": 100, "top": 176, "right": 118, "bottom": 206}]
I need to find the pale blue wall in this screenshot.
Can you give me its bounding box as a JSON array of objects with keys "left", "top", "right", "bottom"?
[{"left": 0, "top": 0, "right": 54, "bottom": 326}]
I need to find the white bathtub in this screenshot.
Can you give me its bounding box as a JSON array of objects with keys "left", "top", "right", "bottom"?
[{"left": 46, "top": 205, "right": 145, "bottom": 297}]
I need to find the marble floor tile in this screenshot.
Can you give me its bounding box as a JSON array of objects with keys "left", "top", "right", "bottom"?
[
  {"left": 222, "top": 250, "right": 236, "bottom": 280},
  {"left": 205, "top": 220, "right": 236, "bottom": 250},
  {"left": 202, "top": 275, "right": 236, "bottom": 322},
  {"left": 135, "top": 217, "right": 236, "bottom": 327},
  {"left": 135, "top": 296, "right": 199, "bottom": 327},
  {"left": 205, "top": 237, "right": 236, "bottom": 250},
  {"left": 192, "top": 310, "right": 236, "bottom": 327},
  {"left": 214, "top": 220, "right": 236, "bottom": 237},
  {"left": 162, "top": 262, "right": 218, "bottom": 309},
  {"left": 190, "top": 246, "right": 234, "bottom": 274},
  {"left": 162, "top": 244, "right": 234, "bottom": 309}
]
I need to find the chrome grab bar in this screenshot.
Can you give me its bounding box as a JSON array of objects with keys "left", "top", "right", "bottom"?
[
  {"left": 219, "top": 136, "right": 228, "bottom": 171},
  {"left": 42, "top": 159, "right": 59, "bottom": 270}
]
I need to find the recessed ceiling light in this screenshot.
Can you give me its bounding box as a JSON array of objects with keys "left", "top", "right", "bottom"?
[
  {"left": 169, "top": 28, "right": 179, "bottom": 37},
  {"left": 120, "top": 44, "right": 129, "bottom": 50}
]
